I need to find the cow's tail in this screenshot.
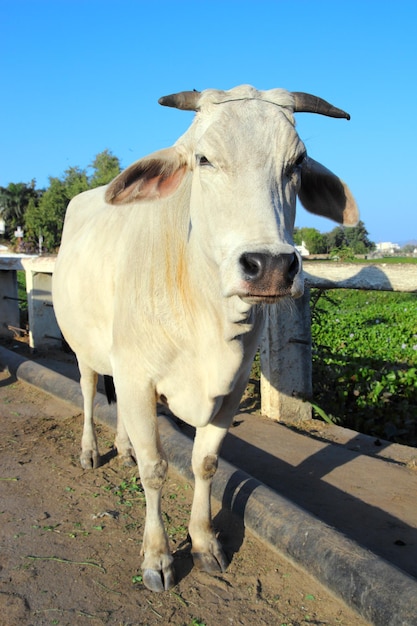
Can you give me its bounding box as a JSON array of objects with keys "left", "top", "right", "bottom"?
[{"left": 104, "top": 375, "right": 117, "bottom": 404}]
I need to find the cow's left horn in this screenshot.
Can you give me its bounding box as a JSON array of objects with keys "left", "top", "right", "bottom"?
[
  {"left": 158, "top": 90, "right": 201, "bottom": 111},
  {"left": 292, "top": 92, "right": 350, "bottom": 120}
]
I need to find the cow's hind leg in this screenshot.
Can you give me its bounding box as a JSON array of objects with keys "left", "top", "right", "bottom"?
[
  {"left": 102, "top": 375, "right": 136, "bottom": 466},
  {"left": 189, "top": 420, "right": 230, "bottom": 574},
  {"left": 78, "top": 361, "right": 100, "bottom": 469},
  {"left": 115, "top": 418, "right": 136, "bottom": 467}
]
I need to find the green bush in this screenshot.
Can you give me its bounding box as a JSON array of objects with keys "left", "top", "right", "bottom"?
[{"left": 311, "top": 289, "right": 417, "bottom": 446}]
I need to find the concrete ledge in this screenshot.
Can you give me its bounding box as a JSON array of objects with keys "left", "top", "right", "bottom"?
[
  {"left": 1, "top": 345, "right": 416, "bottom": 626},
  {"left": 304, "top": 261, "right": 417, "bottom": 293}
]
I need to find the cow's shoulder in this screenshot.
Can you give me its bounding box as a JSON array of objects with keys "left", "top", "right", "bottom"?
[
  {"left": 62, "top": 186, "right": 114, "bottom": 241},
  {"left": 66, "top": 186, "right": 106, "bottom": 218}
]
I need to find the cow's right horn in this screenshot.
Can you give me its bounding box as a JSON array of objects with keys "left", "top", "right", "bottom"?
[
  {"left": 292, "top": 92, "right": 351, "bottom": 120},
  {"left": 158, "top": 90, "right": 201, "bottom": 111}
]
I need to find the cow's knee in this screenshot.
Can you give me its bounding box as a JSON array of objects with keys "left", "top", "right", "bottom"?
[
  {"left": 142, "top": 458, "right": 168, "bottom": 490},
  {"left": 198, "top": 454, "right": 218, "bottom": 480}
]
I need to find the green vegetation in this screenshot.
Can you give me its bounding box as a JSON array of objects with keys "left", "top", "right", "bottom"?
[
  {"left": 0, "top": 149, "right": 121, "bottom": 252},
  {"left": 0, "top": 181, "right": 40, "bottom": 235},
  {"left": 308, "top": 256, "right": 417, "bottom": 265},
  {"left": 294, "top": 220, "right": 375, "bottom": 255},
  {"left": 311, "top": 289, "right": 417, "bottom": 446},
  {"left": 115, "top": 475, "right": 146, "bottom": 507},
  {"left": 352, "top": 256, "right": 417, "bottom": 264}
]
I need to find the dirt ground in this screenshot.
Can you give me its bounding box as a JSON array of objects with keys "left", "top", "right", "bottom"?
[{"left": 0, "top": 367, "right": 369, "bottom": 626}]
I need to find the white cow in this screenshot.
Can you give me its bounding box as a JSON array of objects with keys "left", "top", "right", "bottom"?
[{"left": 52, "top": 85, "right": 358, "bottom": 592}]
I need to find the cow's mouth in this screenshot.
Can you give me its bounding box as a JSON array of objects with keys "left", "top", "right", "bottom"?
[{"left": 240, "top": 292, "right": 291, "bottom": 304}]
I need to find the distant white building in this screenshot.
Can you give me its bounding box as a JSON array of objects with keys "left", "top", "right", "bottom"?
[
  {"left": 0, "top": 216, "right": 5, "bottom": 236},
  {"left": 375, "top": 241, "right": 400, "bottom": 254},
  {"left": 295, "top": 240, "right": 310, "bottom": 257}
]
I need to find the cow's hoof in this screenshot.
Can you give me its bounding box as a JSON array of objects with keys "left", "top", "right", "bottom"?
[
  {"left": 143, "top": 567, "right": 176, "bottom": 592},
  {"left": 192, "top": 548, "right": 228, "bottom": 574},
  {"left": 119, "top": 452, "right": 136, "bottom": 468},
  {"left": 80, "top": 451, "right": 100, "bottom": 469}
]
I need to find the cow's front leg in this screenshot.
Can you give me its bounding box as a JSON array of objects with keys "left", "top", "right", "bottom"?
[
  {"left": 114, "top": 376, "right": 175, "bottom": 592},
  {"left": 189, "top": 420, "right": 230, "bottom": 574},
  {"left": 139, "top": 454, "right": 175, "bottom": 591}
]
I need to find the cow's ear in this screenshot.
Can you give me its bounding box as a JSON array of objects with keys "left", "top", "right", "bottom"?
[
  {"left": 298, "top": 157, "right": 359, "bottom": 226},
  {"left": 105, "top": 148, "right": 188, "bottom": 205}
]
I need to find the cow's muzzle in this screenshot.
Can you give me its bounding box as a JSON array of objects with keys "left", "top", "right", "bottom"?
[{"left": 239, "top": 251, "right": 300, "bottom": 301}]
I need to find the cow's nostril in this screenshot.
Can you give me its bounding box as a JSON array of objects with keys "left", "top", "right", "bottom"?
[
  {"left": 239, "top": 253, "right": 266, "bottom": 281},
  {"left": 287, "top": 252, "right": 299, "bottom": 281}
]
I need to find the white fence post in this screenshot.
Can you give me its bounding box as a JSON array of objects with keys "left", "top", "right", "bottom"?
[
  {"left": 25, "top": 267, "right": 61, "bottom": 349},
  {"left": 0, "top": 256, "right": 61, "bottom": 350},
  {"left": 260, "top": 287, "right": 312, "bottom": 422}
]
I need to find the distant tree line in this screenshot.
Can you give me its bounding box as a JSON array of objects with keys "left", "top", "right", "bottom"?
[
  {"left": 1, "top": 149, "right": 376, "bottom": 255},
  {"left": 0, "top": 150, "right": 121, "bottom": 252},
  {"left": 293, "top": 221, "right": 375, "bottom": 258}
]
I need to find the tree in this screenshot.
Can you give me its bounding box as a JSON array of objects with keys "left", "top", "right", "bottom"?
[
  {"left": 325, "top": 221, "right": 375, "bottom": 254},
  {"left": 23, "top": 152, "right": 122, "bottom": 252},
  {"left": 0, "top": 180, "right": 41, "bottom": 236},
  {"left": 25, "top": 177, "right": 68, "bottom": 251},
  {"left": 293, "top": 227, "right": 327, "bottom": 254},
  {"left": 64, "top": 166, "right": 89, "bottom": 198},
  {"left": 89, "top": 149, "right": 121, "bottom": 188},
  {"left": 345, "top": 220, "right": 375, "bottom": 254},
  {"left": 24, "top": 167, "right": 88, "bottom": 251},
  {"left": 326, "top": 225, "right": 348, "bottom": 251}
]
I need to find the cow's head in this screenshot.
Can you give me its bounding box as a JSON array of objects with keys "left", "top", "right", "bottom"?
[{"left": 105, "top": 85, "right": 358, "bottom": 303}]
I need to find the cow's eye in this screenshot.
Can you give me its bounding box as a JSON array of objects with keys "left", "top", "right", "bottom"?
[
  {"left": 294, "top": 152, "right": 306, "bottom": 168},
  {"left": 286, "top": 152, "right": 306, "bottom": 177},
  {"left": 197, "top": 155, "right": 212, "bottom": 167}
]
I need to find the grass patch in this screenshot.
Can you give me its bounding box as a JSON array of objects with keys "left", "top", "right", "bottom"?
[
  {"left": 356, "top": 257, "right": 417, "bottom": 264},
  {"left": 311, "top": 289, "right": 417, "bottom": 445}
]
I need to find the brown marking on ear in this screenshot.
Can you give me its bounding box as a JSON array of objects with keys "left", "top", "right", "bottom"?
[{"left": 105, "top": 148, "right": 188, "bottom": 205}]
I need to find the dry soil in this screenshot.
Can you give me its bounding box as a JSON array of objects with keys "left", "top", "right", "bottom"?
[{"left": 0, "top": 366, "right": 368, "bottom": 626}]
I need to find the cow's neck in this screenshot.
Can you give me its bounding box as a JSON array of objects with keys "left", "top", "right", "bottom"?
[{"left": 155, "top": 241, "right": 264, "bottom": 426}]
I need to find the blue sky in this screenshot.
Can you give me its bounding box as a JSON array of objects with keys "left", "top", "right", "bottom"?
[{"left": 1, "top": 0, "right": 416, "bottom": 244}]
